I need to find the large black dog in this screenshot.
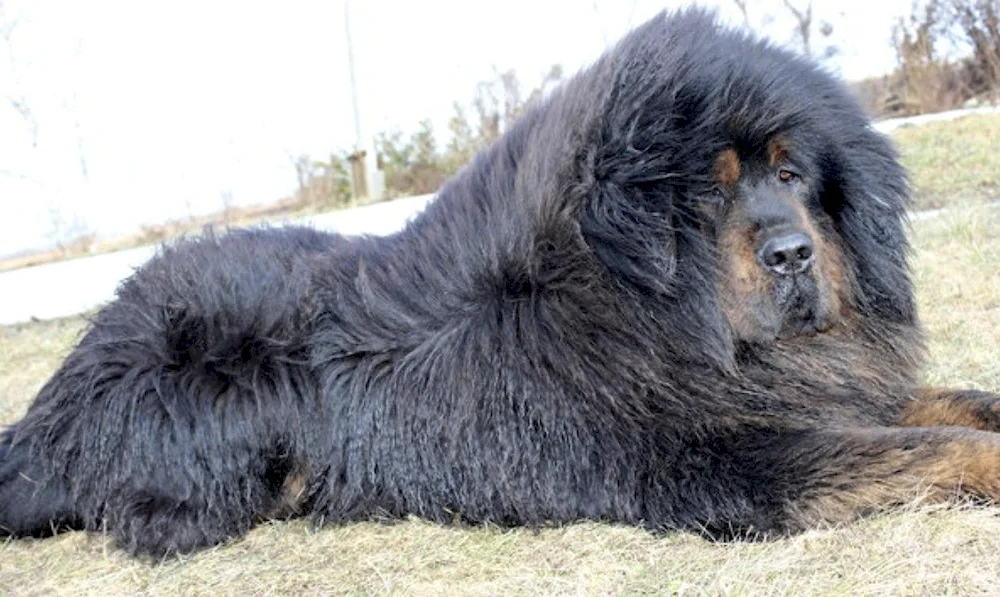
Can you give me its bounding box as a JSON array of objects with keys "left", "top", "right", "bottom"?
[{"left": 4, "top": 9, "right": 1000, "bottom": 557}]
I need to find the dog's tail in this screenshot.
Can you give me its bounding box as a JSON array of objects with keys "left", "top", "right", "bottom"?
[{"left": 0, "top": 425, "right": 81, "bottom": 537}]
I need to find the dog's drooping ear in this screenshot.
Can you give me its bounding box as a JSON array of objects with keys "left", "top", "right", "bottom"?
[
  {"left": 580, "top": 181, "right": 678, "bottom": 294},
  {"left": 823, "top": 127, "right": 915, "bottom": 325}
]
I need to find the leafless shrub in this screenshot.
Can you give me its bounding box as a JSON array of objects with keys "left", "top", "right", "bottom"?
[
  {"left": 890, "top": 0, "right": 967, "bottom": 115},
  {"left": 373, "top": 66, "right": 564, "bottom": 199},
  {"left": 949, "top": 0, "right": 1000, "bottom": 101},
  {"left": 376, "top": 120, "right": 448, "bottom": 198},
  {"left": 874, "top": 0, "right": 1000, "bottom": 116},
  {"left": 290, "top": 153, "right": 352, "bottom": 208}
]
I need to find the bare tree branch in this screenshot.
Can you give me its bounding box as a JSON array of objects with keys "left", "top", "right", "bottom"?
[
  {"left": 731, "top": 0, "right": 751, "bottom": 26},
  {"left": 0, "top": 2, "right": 38, "bottom": 147},
  {"left": 781, "top": 0, "right": 814, "bottom": 56}
]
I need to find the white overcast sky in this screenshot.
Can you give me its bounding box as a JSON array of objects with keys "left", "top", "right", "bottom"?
[{"left": 0, "top": 0, "right": 915, "bottom": 257}]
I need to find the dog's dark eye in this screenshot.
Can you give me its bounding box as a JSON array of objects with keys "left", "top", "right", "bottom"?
[
  {"left": 705, "top": 187, "right": 726, "bottom": 204},
  {"left": 777, "top": 169, "right": 799, "bottom": 183}
]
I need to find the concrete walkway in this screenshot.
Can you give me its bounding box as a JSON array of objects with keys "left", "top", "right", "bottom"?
[
  {"left": 871, "top": 105, "right": 1000, "bottom": 133},
  {"left": 0, "top": 194, "right": 435, "bottom": 326}
]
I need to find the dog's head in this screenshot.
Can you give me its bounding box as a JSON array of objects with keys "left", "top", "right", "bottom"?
[
  {"left": 704, "top": 137, "right": 849, "bottom": 343},
  {"left": 572, "top": 9, "right": 917, "bottom": 350}
]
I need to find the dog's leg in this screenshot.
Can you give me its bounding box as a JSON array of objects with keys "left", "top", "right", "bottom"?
[
  {"left": 898, "top": 388, "right": 1000, "bottom": 431},
  {"left": 729, "top": 426, "right": 1000, "bottom": 533},
  {"left": 104, "top": 437, "right": 311, "bottom": 558},
  {"left": 110, "top": 487, "right": 251, "bottom": 558},
  {"left": 0, "top": 427, "right": 81, "bottom": 537},
  {"left": 1, "top": 351, "right": 312, "bottom": 558}
]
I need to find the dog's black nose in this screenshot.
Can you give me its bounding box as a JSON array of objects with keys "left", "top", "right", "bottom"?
[{"left": 757, "top": 231, "right": 814, "bottom": 276}]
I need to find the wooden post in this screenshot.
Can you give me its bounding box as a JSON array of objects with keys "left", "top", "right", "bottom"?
[{"left": 348, "top": 150, "right": 368, "bottom": 200}]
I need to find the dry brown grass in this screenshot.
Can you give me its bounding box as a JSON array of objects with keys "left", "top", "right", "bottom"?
[
  {"left": 0, "top": 204, "right": 998, "bottom": 595},
  {"left": 5, "top": 507, "right": 1000, "bottom": 596},
  {"left": 914, "top": 204, "right": 1000, "bottom": 392}
]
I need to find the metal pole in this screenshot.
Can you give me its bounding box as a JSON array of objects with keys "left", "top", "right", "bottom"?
[
  {"left": 344, "top": 0, "right": 368, "bottom": 199},
  {"left": 345, "top": 0, "right": 363, "bottom": 153}
]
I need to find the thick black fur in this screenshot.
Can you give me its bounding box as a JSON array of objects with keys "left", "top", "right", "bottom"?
[{"left": 2, "top": 10, "right": 996, "bottom": 557}]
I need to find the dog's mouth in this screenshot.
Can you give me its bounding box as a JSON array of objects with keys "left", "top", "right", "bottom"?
[
  {"left": 718, "top": 223, "right": 845, "bottom": 345},
  {"left": 772, "top": 275, "right": 833, "bottom": 339}
]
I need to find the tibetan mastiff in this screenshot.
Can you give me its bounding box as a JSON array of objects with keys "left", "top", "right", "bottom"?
[{"left": 3, "top": 9, "right": 1000, "bottom": 557}]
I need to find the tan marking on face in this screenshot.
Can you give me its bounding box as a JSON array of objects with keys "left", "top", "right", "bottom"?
[
  {"left": 789, "top": 200, "right": 850, "bottom": 326},
  {"left": 768, "top": 136, "right": 790, "bottom": 168},
  {"left": 716, "top": 194, "right": 853, "bottom": 342},
  {"left": 717, "top": 212, "right": 776, "bottom": 341},
  {"left": 714, "top": 149, "right": 741, "bottom": 188}
]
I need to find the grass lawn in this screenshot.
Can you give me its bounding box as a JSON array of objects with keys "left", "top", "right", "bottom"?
[
  {"left": 894, "top": 114, "right": 1000, "bottom": 211},
  {"left": 0, "top": 116, "right": 998, "bottom": 596}
]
